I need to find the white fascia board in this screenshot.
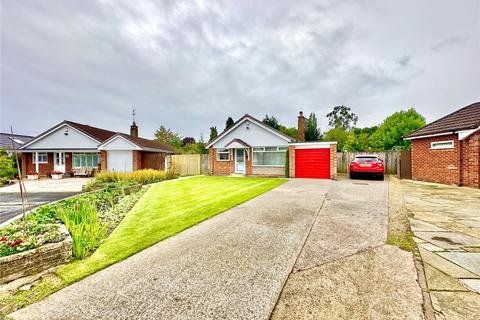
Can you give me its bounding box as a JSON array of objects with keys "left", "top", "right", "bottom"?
[
  {"left": 98, "top": 135, "right": 142, "bottom": 150},
  {"left": 403, "top": 132, "right": 454, "bottom": 140},
  {"left": 21, "top": 123, "right": 101, "bottom": 149},
  {"left": 206, "top": 116, "right": 292, "bottom": 148},
  {"left": 458, "top": 127, "right": 480, "bottom": 140},
  {"left": 289, "top": 141, "right": 337, "bottom": 148}
]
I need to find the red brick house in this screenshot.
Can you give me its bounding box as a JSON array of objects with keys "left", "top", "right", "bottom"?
[
  {"left": 206, "top": 112, "right": 337, "bottom": 179},
  {"left": 404, "top": 102, "right": 480, "bottom": 188},
  {"left": 19, "top": 120, "right": 175, "bottom": 176}
]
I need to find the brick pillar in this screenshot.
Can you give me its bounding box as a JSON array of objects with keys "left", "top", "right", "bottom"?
[
  {"left": 246, "top": 148, "right": 252, "bottom": 176},
  {"left": 288, "top": 146, "right": 295, "bottom": 178},
  {"left": 208, "top": 148, "right": 215, "bottom": 175},
  {"left": 100, "top": 151, "right": 108, "bottom": 172},
  {"left": 20, "top": 153, "right": 27, "bottom": 177},
  {"left": 330, "top": 144, "right": 337, "bottom": 179}
]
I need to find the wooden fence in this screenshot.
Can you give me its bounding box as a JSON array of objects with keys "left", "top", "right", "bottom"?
[
  {"left": 168, "top": 154, "right": 208, "bottom": 176},
  {"left": 337, "top": 151, "right": 400, "bottom": 175}
]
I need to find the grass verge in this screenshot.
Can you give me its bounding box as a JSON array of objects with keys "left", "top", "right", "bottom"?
[
  {"left": 57, "top": 176, "right": 286, "bottom": 283},
  {"left": 386, "top": 176, "right": 415, "bottom": 252}
]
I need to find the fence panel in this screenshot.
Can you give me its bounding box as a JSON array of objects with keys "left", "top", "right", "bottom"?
[
  {"left": 399, "top": 149, "right": 412, "bottom": 179},
  {"left": 337, "top": 151, "right": 400, "bottom": 175},
  {"left": 169, "top": 154, "right": 209, "bottom": 176}
]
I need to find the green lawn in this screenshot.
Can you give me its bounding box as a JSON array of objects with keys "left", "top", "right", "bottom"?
[{"left": 57, "top": 176, "right": 286, "bottom": 283}]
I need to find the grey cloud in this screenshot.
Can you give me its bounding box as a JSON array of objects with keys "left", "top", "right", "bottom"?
[
  {"left": 1, "top": 0, "right": 479, "bottom": 139},
  {"left": 431, "top": 36, "right": 467, "bottom": 51}
]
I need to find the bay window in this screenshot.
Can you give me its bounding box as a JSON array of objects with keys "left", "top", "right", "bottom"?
[
  {"left": 73, "top": 153, "right": 100, "bottom": 168},
  {"left": 253, "top": 146, "right": 287, "bottom": 166}
]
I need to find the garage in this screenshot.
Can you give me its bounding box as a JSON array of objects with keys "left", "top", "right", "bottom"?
[
  {"left": 107, "top": 150, "right": 133, "bottom": 172},
  {"left": 289, "top": 142, "right": 336, "bottom": 179}
]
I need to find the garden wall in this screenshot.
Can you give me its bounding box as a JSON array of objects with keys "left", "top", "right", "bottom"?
[{"left": 0, "top": 227, "right": 72, "bottom": 284}]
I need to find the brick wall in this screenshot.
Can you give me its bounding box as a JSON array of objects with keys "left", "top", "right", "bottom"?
[
  {"left": 330, "top": 144, "right": 337, "bottom": 179},
  {"left": 132, "top": 150, "right": 142, "bottom": 171},
  {"left": 460, "top": 131, "right": 480, "bottom": 188},
  {"left": 208, "top": 148, "right": 234, "bottom": 175},
  {"left": 65, "top": 153, "right": 73, "bottom": 173},
  {"left": 0, "top": 227, "right": 72, "bottom": 284},
  {"left": 24, "top": 152, "right": 54, "bottom": 175},
  {"left": 288, "top": 146, "right": 296, "bottom": 178},
  {"left": 411, "top": 134, "right": 460, "bottom": 185}
]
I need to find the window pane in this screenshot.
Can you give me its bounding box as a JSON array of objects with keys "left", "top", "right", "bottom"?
[
  {"left": 265, "top": 147, "right": 277, "bottom": 151},
  {"left": 253, "top": 147, "right": 264, "bottom": 151},
  {"left": 253, "top": 151, "right": 285, "bottom": 165}
]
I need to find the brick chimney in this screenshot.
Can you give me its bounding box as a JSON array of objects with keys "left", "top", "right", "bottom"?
[
  {"left": 130, "top": 121, "right": 138, "bottom": 137},
  {"left": 297, "top": 111, "right": 305, "bottom": 142}
]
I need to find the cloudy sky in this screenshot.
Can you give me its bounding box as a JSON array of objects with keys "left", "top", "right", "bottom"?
[{"left": 1, "top": 0, "right": 479, "bottom": 140}]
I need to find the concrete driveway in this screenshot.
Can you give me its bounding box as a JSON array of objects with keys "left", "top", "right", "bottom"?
[
  {"left": 9, "top": 177, "right": 423, "bottom": 320},
  {"left": 0, "top": 178, "right": 90, "bottom": 225}
]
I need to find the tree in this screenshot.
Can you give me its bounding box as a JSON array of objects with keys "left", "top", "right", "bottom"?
[
  {"left": 263, "top": 114, "right": 280, "bottom": 129},
  {"left": 154, "top": 126, "right": 182, "bottom": 149},
  {"left": 278, "top": 125, "right": 297, "bottom": 139},
  {"left": 345, "top": 126, "right": 377, "bottom": 152},
  {"left": 182, "top": 137, "right": 196, "bottom": 146},
  {"left": 209, "top": 126, "right": 218, "bottom": 141},
  {"left": 323, "top": 127, "right": 351, "bottom": 152},
  {"left": 0, "top": 148, "right": 17, "bottom": 185},
  {"left": 326, "top": 106, "right": 358, "bottom": 131},
  {"left": 305, "top": 113, "right": 321, "bottom": 141},
  {"left": 225, "top": 117, "right": 234, "bottom": 130},
  {"left": 371, "top": 108, "right": 425, "bottom": 150}
]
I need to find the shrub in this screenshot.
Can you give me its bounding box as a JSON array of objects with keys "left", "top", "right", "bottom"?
[
  {"left": 0, "top": 150, "right": 17, "bottom": 181},
  {"left": 58, "top": 200, "right": 106, "bottom": 259},
  {"left": 93, "top": 169, "right": 178, "bottom": 185}
]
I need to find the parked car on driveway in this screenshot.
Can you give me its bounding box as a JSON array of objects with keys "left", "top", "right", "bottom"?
[{"left": 349, "top": 155, "right": 384, "bottom": 180}]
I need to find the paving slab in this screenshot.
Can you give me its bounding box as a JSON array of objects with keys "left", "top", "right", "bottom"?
[
  {"left": 437, "top": 252, "right": 480, "bottom": 276},
  {"left": 423, "top": 264, "right": 468, "bottom": 291},
  {"left": 418, "top": 247, "right": 479, "bottom": 279},
  {"left": 414, "top": 231, "right": 480, "bottom": 249},
  {"left": 409, "top": 218, "right": 446, "bottom": 232},
  {"left": 9, "top": 179, "right": 329, "bottom": 320},
  {"left": 271, "top": 245, "right": 424, "bottom": 320},
  {"left": 294, "top": 178, "right": 388, "bottom": 271},
  {"left": 460, "top": 279, "right": 480, "bottom": 294},
  {"left": 430, "top": 291, "right": 480, "bottom": 320}
]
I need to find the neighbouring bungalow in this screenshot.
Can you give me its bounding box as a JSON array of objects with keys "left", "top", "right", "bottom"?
[
  {"left": 404, "top": 102, "right": 480, "bottom": 188},
  {"left": 0, "top": 133, "right": 34, "bottom": 153},
  {"left": 206, "top": 112, "right": 337, "bottom": 179},
  {"left": 19, "top": 120, "right": 175, "bottom": 176}
]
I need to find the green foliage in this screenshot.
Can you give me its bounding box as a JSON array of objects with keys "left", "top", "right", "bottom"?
[
  {"left": 154, "top": 125, "right": 182, "bottom": 149},
  {"left": 278, "top": 126, "right": 297, "bottom": 139},
  {"left": 345, "top": 126, "right": 378, "bottom": 152},
  {"left": 209, "top": 126, "right": 218, "bottom": 141},
  {"left": 371, "top": 108, "right": 426, "bottom": 150},
  {"left": 58, "top": 201, "right": 106, "bottom": 259},
  {"left": 323, "top": 127, "right": 351, "bottom": 152},
  {"left": 305, "top": 113, "right": 321, "bottom": 141},
  {"left": 225, "top": 116, "right": 235, "bottom": 130},
  {"left": 327, "top": 105, "right": 358, "bottom": 131},
  {"left": 263, "top": 114, "right": 280, "bottom": 129},
  {"left": 0, "top": 148, "right": 17, "bottom": 184},
  {"left": 179, "top": 143, "right": 208, "bottom": 154}
]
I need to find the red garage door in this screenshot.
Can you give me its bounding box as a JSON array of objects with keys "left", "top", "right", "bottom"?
[{"left": 295, "top": 148, "right": 330, "bottom": 179}]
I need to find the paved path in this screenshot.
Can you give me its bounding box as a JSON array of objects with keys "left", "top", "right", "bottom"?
[
  {"left": 0, "top": 178, "right": 89, "bottom": 224},
  {"left": 10, "top": 179, "right": 329, "bottom": 320},
  {"left": 272, "top": 177, "right": 424, "bottom": 319},
  {"left": 400, "top": 180, "right": 480, "bottom": 319}
]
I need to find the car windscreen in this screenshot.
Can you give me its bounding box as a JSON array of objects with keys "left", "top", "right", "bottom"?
[{"left": 353, "top": 157, "right": 379, "bottom": 162}]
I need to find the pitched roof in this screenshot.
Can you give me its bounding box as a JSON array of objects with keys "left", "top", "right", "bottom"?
[
  {"left": 0, "top": 133, "right": 34, "bottom": 150},
  {"left": 116, "top": 133, "right": 176, "bottom": 153},
  {"left": 65, "top": 121, "right": 117, "bottom": 142},
  {"left": 225, "top": 138, "right": 251, "bottom": 148},
  {"left": 206, "top": 114, "right": 294, "bottom": 148},
  {"left": 405, "top": 102, "right": 480, "bottom": 139}
]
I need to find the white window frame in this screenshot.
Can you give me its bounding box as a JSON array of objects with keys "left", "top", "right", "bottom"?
[
  {"left": 72, "top": 152, "right": 100, "bottom": 168},
  {"left": 430, "top": 140, "right": 454, "bottom": 150},
  {"left": 252, "top": 146, "right": 287, "bottom": 167},
  {"left": 216, "top": 148, "right": 230, "bottom": 161},
  {"left": 32, "top": 152, "right": 48, "bottom": 164}
]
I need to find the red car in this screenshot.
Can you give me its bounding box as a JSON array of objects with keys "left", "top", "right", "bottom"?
[{"left": 349, "top": 155, "right": 384, "bottom": 180}]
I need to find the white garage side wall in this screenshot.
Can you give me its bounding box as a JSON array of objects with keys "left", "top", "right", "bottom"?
[
  {"left": 25, "top": 125, "right": 99, "bottom": 150},
  {"left": 213, "top": 121, "right": 290, "bottom": 148},
  {"left": 100, "top": 136, "right": 140, "bottom": 150},
  {"left": 107, "top": 150, "right": 133, "bottom": 172}
]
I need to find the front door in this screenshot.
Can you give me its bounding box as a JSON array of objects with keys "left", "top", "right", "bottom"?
[
  {"left": 235, "top": 149, "right": 245, "bottom": 174},
  {"left": 54, "top": 152, "right": 66, "bottom": 173}
]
